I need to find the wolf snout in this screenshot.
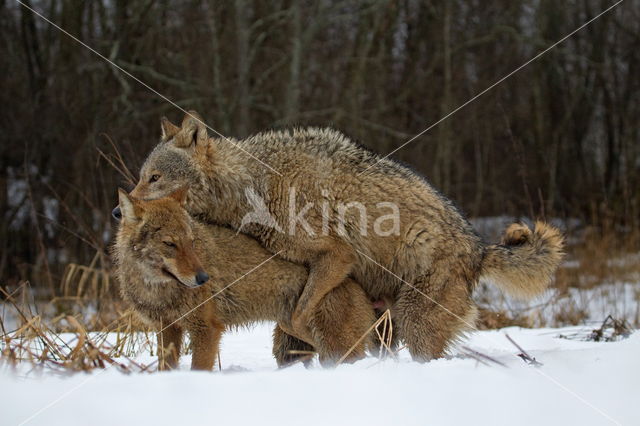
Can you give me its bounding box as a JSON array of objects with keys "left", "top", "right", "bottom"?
[
  {"left": 195, "top": 270, "right": 209, "bottom": 286},
  {"left": 112, "top": 206, "right": 122, "bottom": 221}
]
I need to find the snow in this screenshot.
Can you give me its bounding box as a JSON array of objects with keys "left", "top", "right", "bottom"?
[{"left": 1, "top": 323, "right": 637, "bottom": 426}]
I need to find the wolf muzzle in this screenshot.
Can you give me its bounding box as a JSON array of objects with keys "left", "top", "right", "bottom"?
[{"left": 195, "top": 270, "right": 209, "bottom": 286}]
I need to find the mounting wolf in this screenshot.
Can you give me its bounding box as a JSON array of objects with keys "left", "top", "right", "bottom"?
[
  {"left": 122, "top": 110, "right": 564, "bottom": 361},
  {"left": 112, "top": 188, "right": 374, "bottom": 370}
]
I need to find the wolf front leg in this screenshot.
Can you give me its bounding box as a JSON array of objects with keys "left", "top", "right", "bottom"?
[
  {"left": 188, "top": 321, "right": 225, "bottom": 371},
  {"left": 290, "top": 238, "right": 356, "bottom": 341},
  {"left": 157, "top": 324, "right": 183, "bottom": 371}
]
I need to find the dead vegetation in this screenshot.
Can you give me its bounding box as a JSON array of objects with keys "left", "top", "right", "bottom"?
[
  {"left": 557, "top": 315, "right": 634, "bottom": 343},
  {"left": 505, "top": 333, "right": 543, "bottom": 367},
  {"left": 0, "top": 283, "right": 159, "bottom": 374},
  {"left": 586, "top": 316, "right": 633, "bottom": 342},
  {"left": 557, "top": 224, "right": 640, "bottom": 291}
]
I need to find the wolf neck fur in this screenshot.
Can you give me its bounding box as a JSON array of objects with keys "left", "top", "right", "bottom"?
[{"left": 188, "top": 138, "right": 257, "bottom": 226}]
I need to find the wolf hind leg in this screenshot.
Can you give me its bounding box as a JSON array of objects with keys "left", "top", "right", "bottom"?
[
  {"left": 291, "top": 238, "right": 356, "bottom": 341},
  {"left": 310, "top": 279, "right": 376, "bottom": 366},
  {"left": 395, "top": 268, "right": 477, "bottom": 362}
]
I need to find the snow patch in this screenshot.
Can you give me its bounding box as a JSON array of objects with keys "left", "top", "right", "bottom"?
[{"left": 1, "top": 324, "right": 637, "bottom": 426}]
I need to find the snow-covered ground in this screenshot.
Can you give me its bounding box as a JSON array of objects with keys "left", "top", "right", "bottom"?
[{"left": 1, "top": 323, "right": 637, "bottom": 426}]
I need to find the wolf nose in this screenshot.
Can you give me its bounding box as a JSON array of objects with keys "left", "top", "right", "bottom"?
[
  {"left": 112, "top": 206, "right": 122, "bottom": 221},
  {"left": 195, "top": 270, "right": 209, "bottom": 286}
]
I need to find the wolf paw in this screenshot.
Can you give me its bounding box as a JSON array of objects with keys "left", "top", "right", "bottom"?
[{"left": 288, "top": 311, "right": 314, "bottom": 345}]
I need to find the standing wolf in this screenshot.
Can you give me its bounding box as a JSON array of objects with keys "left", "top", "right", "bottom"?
[
  {"left": 123, "top": 111, "right": 564, "bottom": 361},
  {"left": 113, "top": 189, "right": 374, "bottom": 369}
]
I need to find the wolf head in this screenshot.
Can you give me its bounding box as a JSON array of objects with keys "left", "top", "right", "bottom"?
[
  {"left": 129, "top": 111, "right": 208, "bottom": 202},
  {"left": 116, "top": 187, "right": 210, "bottom": 288}
]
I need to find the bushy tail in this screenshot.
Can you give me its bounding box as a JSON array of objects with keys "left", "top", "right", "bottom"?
[{"left": 480, "top": 221, "right": 564, "bottom": 300}]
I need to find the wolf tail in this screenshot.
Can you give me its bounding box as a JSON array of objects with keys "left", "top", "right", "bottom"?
[{"left": 480, "top": 221, "right": 564, "bottom": 300}]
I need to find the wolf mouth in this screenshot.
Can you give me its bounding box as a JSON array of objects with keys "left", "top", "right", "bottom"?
[{"left": 161, "top": 267, "right": 191, "bottom": 287}]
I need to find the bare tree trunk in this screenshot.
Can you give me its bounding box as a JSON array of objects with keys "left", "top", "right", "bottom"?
[
  {"left": 234, "top": 0, "right": 251, "bottom": 138},
  {"left": 284, "top": 1, "right": 301, "bottom": 122},
  {"left": 207, "top": 1, "right": 231, "bottom": 133},
  {"left": 435, "top": 1, "right": 452, "bottom": 194}
]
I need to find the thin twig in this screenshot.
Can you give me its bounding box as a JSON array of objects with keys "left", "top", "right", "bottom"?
[{"left": 505, "top": 333, "right": 543, "bottom": 367}]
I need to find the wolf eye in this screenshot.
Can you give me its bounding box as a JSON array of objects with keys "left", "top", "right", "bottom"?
[
  {"left": 149, "top": 174, "right": 160, "bottom": 183},
  {"left": 163, "top": 241, "right": 176, "bottom": 248}
]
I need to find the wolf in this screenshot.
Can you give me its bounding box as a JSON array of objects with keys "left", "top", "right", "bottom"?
[
  {"left": 119, "top": 111, "right": 564, "bottom": 361},
  {"left": 112, "top": 188, "right": 375, "bottom": 370}
]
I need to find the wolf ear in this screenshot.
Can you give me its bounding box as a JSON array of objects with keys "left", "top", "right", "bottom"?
[
  {"left": 167, "top": 186, "right": 189, "bottom": 206},
  {"left": 118, "top": 188, "right": 143, "bottom": 221},
  {"left": 173, "top": 110, "right": 209, "bottom": 148},
  {"left": 160, "top": 117, "right": 180, "bottom": 142}
]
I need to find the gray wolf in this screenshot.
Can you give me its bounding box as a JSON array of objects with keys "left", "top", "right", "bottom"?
[{"left": 112, "top": 188, "right": 375, "bottom": 370}]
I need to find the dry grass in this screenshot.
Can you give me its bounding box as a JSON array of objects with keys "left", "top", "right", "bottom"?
[
  {"left": 61, "top": 254, "right": 113, "bottom": 301},
  {"left": 0, "top": 283, "right": 158, "bottom": 374},
  {"left": 557, "top": 315, "right": 633, "bottom": 343},
  {"left": 557, "top": 225, "right": 640, "bottom": 291},
  {"left": 337, "top": 309, "right": 395, "bottom": 365}
]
